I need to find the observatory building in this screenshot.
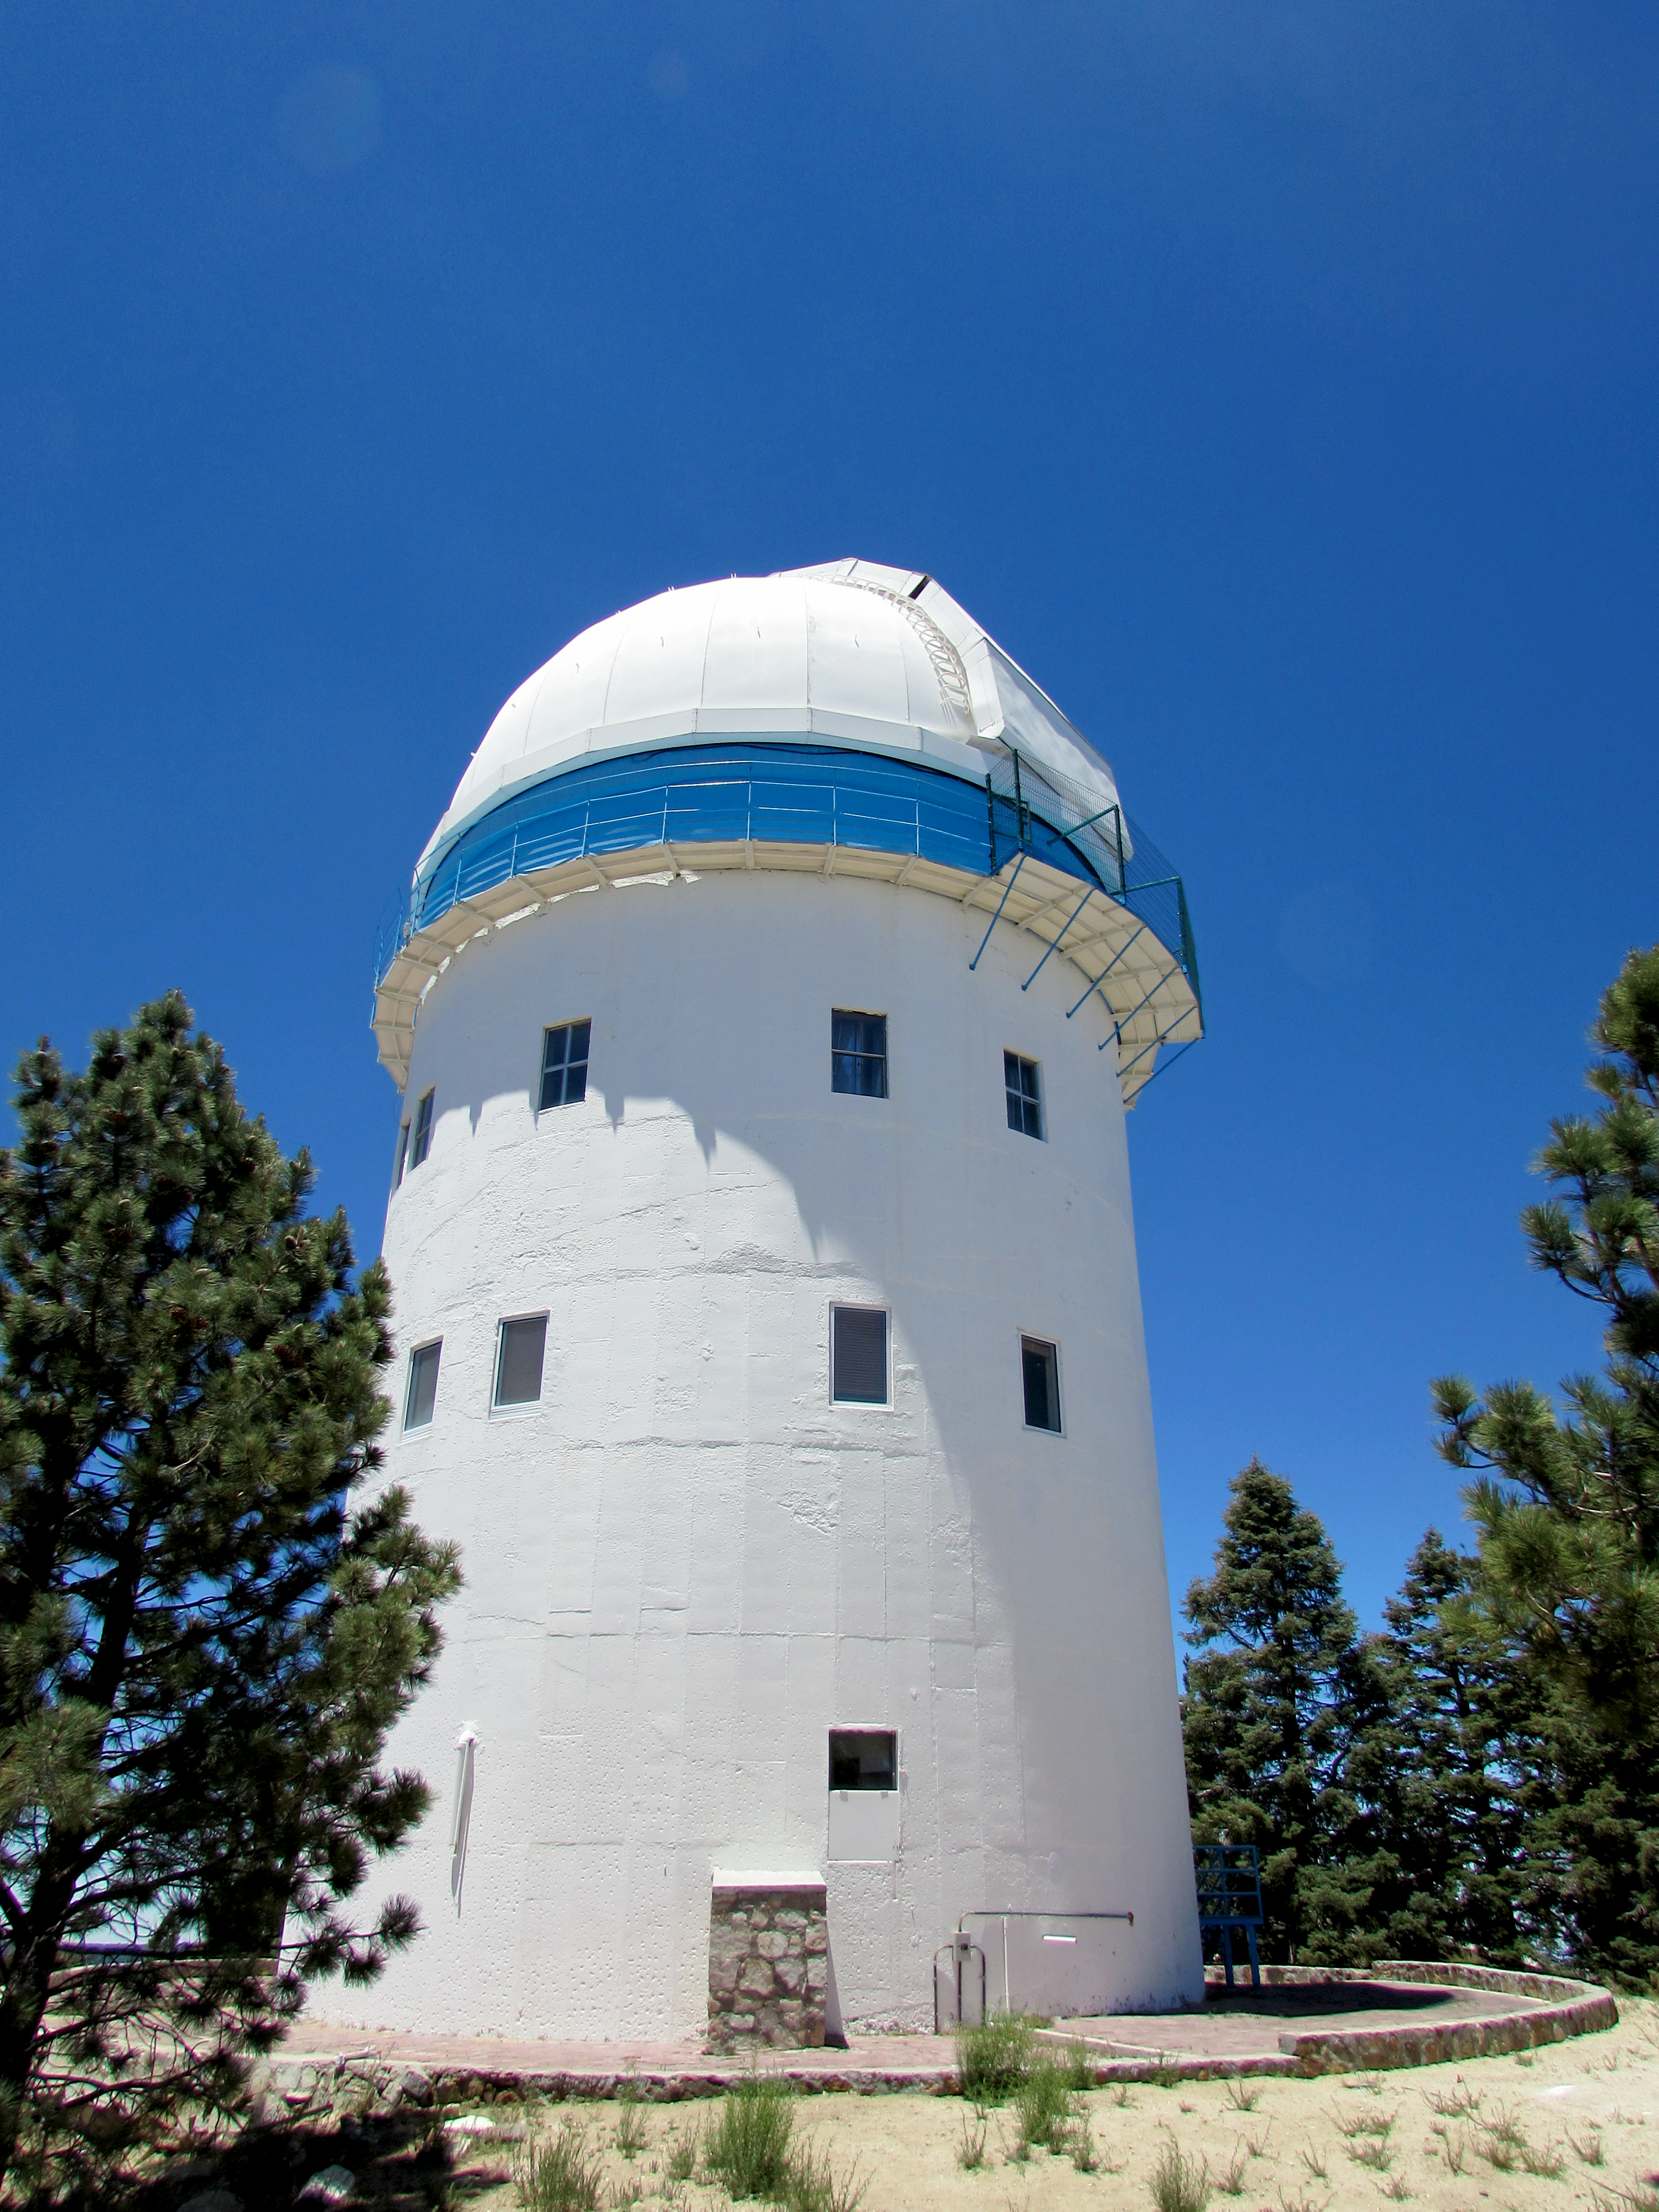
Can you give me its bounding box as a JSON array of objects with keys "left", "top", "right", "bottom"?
[{"left": 337, "top": 559, "right": 1206, "bottom": 2043}]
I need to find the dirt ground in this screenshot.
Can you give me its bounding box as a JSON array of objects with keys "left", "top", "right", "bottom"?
[{"left": 440, "top": 1996, "right": 1659, "bottom": 2212}]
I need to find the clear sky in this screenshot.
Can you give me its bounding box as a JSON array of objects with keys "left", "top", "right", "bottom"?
[{"left": 4, "top": 4, "right": 1655, "bottom": 1638}]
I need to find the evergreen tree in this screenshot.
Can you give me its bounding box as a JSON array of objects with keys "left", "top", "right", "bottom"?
[
  {"left": 1359, "top": 1530, "right": 1534, "bottom": 1965},
  {"left": 1434, "top": 945, "right": 1659, "bottom": 1984},
  {"left": 0, "top": 994, "right": 462, "bottom": 2192},
  {"left": 1182, "top": 1460, "right": 1389, "bottom": 1965}
]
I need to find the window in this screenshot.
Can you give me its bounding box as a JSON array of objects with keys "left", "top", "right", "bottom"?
[
  {"left": 828, "top": 1729, "right": 896, "bottom": 1791},
  {"left": 1021, "top": 1335, "right": 1061, "bottom": 1433},
  {"left": 410, "top": 1088, "right": 435, "bottom": 1168},
  {"left": 1005, "top": 1052, "right": 1044, "bottom": 1139},
  {"left": 404, "top": 1340, "right": 442, "bottom": 1430},
  {"left": 831, "top": 1009, "right": 888, "bottom": 1098},
  {"left": 832, "top": 1304, "right": 889, "bottom": 1405},
  {"left": 394, "top": 1119, "right": 410, "bottom": 1186},
  {"left": 540, "top": 1020, "right": 591, "bottom": 1110},
  {"left": 494, "top": 1314, "right": 548, "bottom": 1407}
]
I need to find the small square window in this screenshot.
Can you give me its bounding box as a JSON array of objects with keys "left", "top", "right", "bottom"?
[
  {"left": 832, "top": 1304, "right": 889, "bottom": 1405},
  {"left": 831, "top": 1010, "right": 888, "bottom": 1098},
  {"left": 410, "top": 1088, "right": 435, "bottom": 1168},
  {"left": 494, "top": 1314, "right": 547, "bottom": 1407},
  {"left": 828, "top": 1729, "right": 896, "bottom": 1791},
  {"left": 404, "top": 1339, "right": 442, "bottom": 1430},
  {"left": 1021, "top": 1335, "right": 1061, "bottom": 1433},
  {"left": 540, "top": 1020, "right": 591, "bottom": 1110},
  {"left": 1005, "top": 1052, "right": 1044, "bottom": 1139}
]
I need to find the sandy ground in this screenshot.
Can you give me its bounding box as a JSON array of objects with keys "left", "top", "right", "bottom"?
[{"left": 437, "top": 1997, "right": 1659, "bottom": 2211}]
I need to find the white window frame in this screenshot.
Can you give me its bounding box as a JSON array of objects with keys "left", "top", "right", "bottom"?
[
  {"left": 491, "top": 1311, "right": 550, "bottom": 1416},
  {"left": 403, "top": 1338, "right": 443, "bottom": 1432},
  {"left": 536, "top": 1019, "right": 592, "bottom": 1116},
  {"left": 828, "top": 1300, "right": 894, "bottom": 1411}
]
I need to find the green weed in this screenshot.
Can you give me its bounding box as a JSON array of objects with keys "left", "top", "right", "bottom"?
[
  {"left": 1149, "top": 2140, "right": 1212, "bottom": 2212},
  {"left": 703, "top": 2072, "right": 796, "bottom": 2199},
  {"left": 782, "top": 2139, "right": 869, "bottom": 2212},
  {"left": 1224, "top": 2077, "right": 1261, "bottom": 2112},
  {"left": 513, "top": 2120, "right": 606, "bottom": 2212},
  {"left": 1217, "top": 2142, "right": 1250, "bottom": 2196},
  {"left": 1011, "top": 2056, "right": 1074, "bottom": 2152},
  {"left": 612, "top": 2080, "right": 649, "bottom": 2160},
  {"left": 956, "top": 2116, "right": 987, "bottom": 2171},
  {"left": 1061, "top": 2037, "right": 1095, "bottom": 2091},
  {"left": 955, "top": 2012, "right": 1036, "bottom": 2105},
  {"left": 1570, "top": 2128, "right": 1605, "bottom": 2166}
]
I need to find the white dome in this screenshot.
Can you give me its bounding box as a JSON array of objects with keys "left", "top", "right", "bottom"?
[{"left": 421, "top": 560, "right": 1121, "bottom": 870}]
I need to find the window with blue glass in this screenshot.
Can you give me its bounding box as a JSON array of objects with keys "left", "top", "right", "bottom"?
[
  {"left": 404, "top": 1339, "right": 442, "bottom": 1431},
  {"left": 1005, "top": 1052, "right": 1044, "bottom": 1139},
  {"left": 540, "top": 1020, "right": 591, "bottom": 1110},
  {"left": 831, "top": 1010, "right": 888, "bottom": 1098}
]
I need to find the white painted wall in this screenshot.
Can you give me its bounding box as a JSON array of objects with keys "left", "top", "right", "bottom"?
[{"left": 318, "top": 865, "right": 1202, "bottom": 2040}]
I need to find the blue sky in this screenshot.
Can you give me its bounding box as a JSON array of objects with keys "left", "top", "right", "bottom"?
[{"left": 4, "top": 4, "right": 1655, "bottom": 1635}]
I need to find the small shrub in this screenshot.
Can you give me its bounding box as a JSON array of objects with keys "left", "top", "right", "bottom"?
[
  {"left": 1520, "top": 2137, "right": 1566, "bottom": 2179},
  {"left": 1426, "top": 2078, "right": 1480, "bottom": 2118},
  {"left": 956, "top": 2012, "right": 1035, "bottom": 2105},
  {"left": 1071, "top": 2114, "right": 1099, "bottom": 2173},
  {"left": 1442, "top": 2127, "right": 1467, "bottom": 2175},
  {"left": 1380, "top": 2179, "right": 1411, "bottom": 2202},
  {"left": 1515, "top": 2049, "right": 1536, "bottom": 2068},
  {"left": 1149, "top": 2140, "right": 1212, "bottom": 2212},
  {"left": 704, "top": 2073, "right": 796, "bottom": 2199},
  {"left": 1350, "top": 2138, "right": 1392, "bottom": 2173},
  {"left": 513, "top": 2120, "right": 606, "bottom": 2212},
  {"left": 1218, "top": 2142, "right": 1250, "bottom": 2195},
  {"left": 1110, "top": 2084, "right": 1136, "bottom": 2109},
  {"left": 1224, "top": 2078, "right": 1261, "bottom": 2112},
  {"left": 1570, "top": 2128, "right": 1605, "bottom": 2166},
  {"left": 665, "top": 2130, "right": 696, "bottom": 2182},
  {"left": 1150, "top": 2058, "right": 1183, "bottom": 2090},
  {"left": 1298, "top": 2142, "right": 1327, "bottom": 2180},
  {"left": 613, "top": 2081, "right": 649, "bottom": 2160},
  {"left": 956, "top": 2116, "right": 987, "bottom": 2171},
  {"left": 784, "top": 2139, "right": 869, "bottom": 2212},
  {"left": 1013, "top": 2057, "right": 1074, "bottom": 2152},
  {"left": 1062, "top": 2037, "right": 1094, "bottom": 2091}
]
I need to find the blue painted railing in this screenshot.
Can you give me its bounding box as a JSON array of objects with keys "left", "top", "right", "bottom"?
[{"left": 374, "top": 742, "right": 1199, "bottom": 1016}]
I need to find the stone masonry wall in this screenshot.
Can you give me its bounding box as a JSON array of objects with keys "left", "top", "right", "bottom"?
[{"left": 707, "top": 1882, "right": 828, "bottom": 2049}]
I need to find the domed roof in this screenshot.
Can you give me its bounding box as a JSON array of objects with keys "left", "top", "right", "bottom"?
[{"left": 421, "top": 560, "right": 1120, "bottom": 870}]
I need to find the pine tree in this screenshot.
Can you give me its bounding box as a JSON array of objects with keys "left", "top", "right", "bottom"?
[
  {"left": 1359, "top": 1530, "right": 1534, "bottom": 1964},
  {"left": 1434, "top": 944, "right": 1659, "bottom": 1985},
  {"left": 0, "top": 993, "right": 462, "bottom": 2191},
  {"left": 1182, "top": 1460, "right": 1389, "bottom": 1965}
]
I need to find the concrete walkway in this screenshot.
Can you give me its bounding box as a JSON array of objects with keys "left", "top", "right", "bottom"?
[{"left": 274, "top": 1969, "right": 1611, "bottom": 2101}]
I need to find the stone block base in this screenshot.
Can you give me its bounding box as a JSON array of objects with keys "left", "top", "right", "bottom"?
[{"left": 707, "top": 1877, "right": 828, "bottom": 2050}]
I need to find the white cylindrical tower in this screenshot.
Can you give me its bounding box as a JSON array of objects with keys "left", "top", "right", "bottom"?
[{"left": 331, "top": 560, "right": 1207, "bottom": 2041}]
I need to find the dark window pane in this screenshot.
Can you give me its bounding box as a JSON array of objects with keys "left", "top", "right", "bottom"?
[
  {"left": 832, "top": 1305, "right": 889, "bottom": 1404},
  {"left": 1022, "top": 1337, "right": 1061, "bottom": 1432},
  {"left": 1005, "top": 1052, "right": 1043, "bottom": 1139},
  {"left": 831, "top": 1010, "right": 888, "bottom": 1097},
  {"left": 540, "top": 1021, "right": 591, "bottom": 1110},
  {"left": 828, "top": 1729, "right": 897, "bottom": 1791},
  {"left": 495, "top": 1314, "right": 547, "bottom": 1406},
  {"left": 405, "top": 1340, "right": 442, "bottom": 1429},
  {"left": 395, "top": 1121, "right": 410, "bottom": 1186},
  {"left": 410, "top": 1090, "right": 435, "bottom": 1166}
]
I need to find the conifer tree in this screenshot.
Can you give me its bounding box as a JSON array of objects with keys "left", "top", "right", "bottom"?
[
  {"left": 1434, "top": 945, "right": 1659, "bottom": 1983},
  {"left": 1360, "top": 1530, "right": 1534, "bottom": 1964},
  {"left": 1181, "top": 1460, "right": 1389, "bottom": 1964},
  {"left": 0, "top": 994, "right": 462, "bottom": 2190}
]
